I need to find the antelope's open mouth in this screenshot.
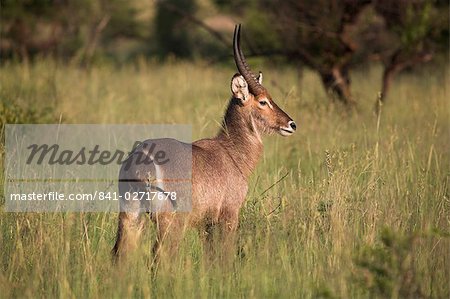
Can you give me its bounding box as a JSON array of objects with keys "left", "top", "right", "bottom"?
[{"left": 280, "top": 127, "right": 294, "bottom": 136}]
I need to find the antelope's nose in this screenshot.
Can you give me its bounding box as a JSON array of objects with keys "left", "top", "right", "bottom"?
[{"left": 289, "top": 121, "right": 297, "bottom": 131}]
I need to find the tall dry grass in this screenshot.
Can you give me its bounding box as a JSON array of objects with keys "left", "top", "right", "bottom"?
[{"left": 0, "top": 59, "right": 448, "bottom": 298}]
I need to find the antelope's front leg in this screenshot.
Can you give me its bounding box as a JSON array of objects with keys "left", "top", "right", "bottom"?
[
  {"left": 218, "top": 207, "right": 239, "bottom": 249},
  {"left": 202, "top": 207, "right": 239, "bottom": 260}
]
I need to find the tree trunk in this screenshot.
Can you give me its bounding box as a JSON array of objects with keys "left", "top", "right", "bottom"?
[
  {"left": 320, "top": 66, "right": 355, "bottom": 106},
  {"left": 380, "top": 50, "right": 432, "bottom": 102},
  {"left": 380, "top": 64, "right": 399, "bottom": 102}
]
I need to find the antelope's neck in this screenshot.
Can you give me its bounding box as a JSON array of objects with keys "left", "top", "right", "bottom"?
[{"left": 216, "top": 99, "right": 263, "bottom": 178}]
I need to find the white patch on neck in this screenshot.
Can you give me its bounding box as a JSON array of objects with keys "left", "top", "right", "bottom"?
[{"left": 250, "top": 114, "right": 262, "bottom": 143}]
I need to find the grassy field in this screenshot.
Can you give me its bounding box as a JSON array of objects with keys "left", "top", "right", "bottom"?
[{"left": 0, "top": 59, "right": 449, "bottom": 298}]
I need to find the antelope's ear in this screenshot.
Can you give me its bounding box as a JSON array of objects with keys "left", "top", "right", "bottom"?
[
  {"left": 257, "top": 71, "right": 263, "bottom": 84},
  {"left": 231, "top": 74, "right": 250, "bottom": 102}
]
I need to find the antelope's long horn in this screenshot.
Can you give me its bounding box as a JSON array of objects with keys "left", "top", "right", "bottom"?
[{"left": 233, "top": 24, "right": 265, "bottom": 96}]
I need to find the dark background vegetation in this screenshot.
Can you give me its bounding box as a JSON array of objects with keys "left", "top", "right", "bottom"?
[
  {"left": 1, "top": 2, "right": 449, "bottom": 298},
  {"left": 1, "top": 0, "right": 448, "bottom": 106}
]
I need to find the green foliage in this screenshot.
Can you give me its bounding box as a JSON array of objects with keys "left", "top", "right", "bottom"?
[
  {"left": 0, "top": 0, "right": 143, "bottom": 61},
  {"left": 244, "top": 3, "right": 281, "bottom": 51},
  {"left": 1, "top": 0, "right": 448, "bottom": 75},
  {"left": 101, "top": 1, "right": 145, "bottom": 40},
  {"left": 375, "top": 0, "right": 448, "bottom": 53},
  {"left": 354, "top": 228, "right": 425, "bottom": 297},
  {"left": 0, "top": 98, "right": 54, "bottom": 125},
  {"left": 401, "top": 2, "right": 431, "bottom": 47},
  {"left": 154, "top": 0, "right": 197, "bottom": 58}
]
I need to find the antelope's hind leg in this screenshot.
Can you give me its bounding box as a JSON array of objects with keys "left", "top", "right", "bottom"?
[
  {"left": 112, "top": 211, "right": 144, "bottom": 262},
  {"left": 151, "top": 212, "right": 185, "bottom": 267},
  {"left": 111, "top": 179, "right": 147, "bottom": 262}
]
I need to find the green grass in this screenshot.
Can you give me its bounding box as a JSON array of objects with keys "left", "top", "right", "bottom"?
[{"left": 0, "top": 59, "right": 449, "bottom": 298}]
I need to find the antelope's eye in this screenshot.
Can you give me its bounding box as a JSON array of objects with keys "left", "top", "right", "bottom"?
[{"left": 259, "top": 100, "right": 267, "bottom": 106}]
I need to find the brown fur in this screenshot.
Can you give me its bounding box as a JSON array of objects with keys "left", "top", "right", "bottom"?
[{"left": 112, "top": 74, "right": 295, "bottom": 263}]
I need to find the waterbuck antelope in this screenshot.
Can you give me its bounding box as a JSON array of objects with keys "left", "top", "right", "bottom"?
[{"left": 112, "top": 24, "right": 296, "bottom": 260}]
